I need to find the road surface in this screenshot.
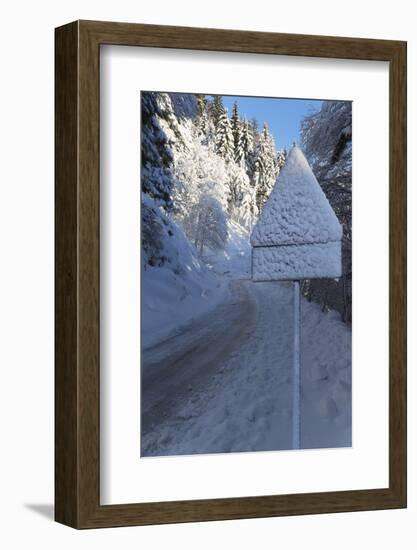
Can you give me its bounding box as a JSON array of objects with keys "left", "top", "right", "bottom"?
[{"left": 141, "top": 279, "right": 257, "bottom": 435}]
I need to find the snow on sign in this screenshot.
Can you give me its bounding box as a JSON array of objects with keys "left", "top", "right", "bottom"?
[{"left": 251, "top": 145, "right": 343, "bottom": 281}]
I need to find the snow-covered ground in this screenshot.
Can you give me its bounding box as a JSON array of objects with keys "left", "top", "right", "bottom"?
[
  {"left": 141, "top": 263, "right": 228, "bottom": 350},
  {"left": 141, "top": 223, "right": 351, "bottom": 457},
  {"left": 141, "top": 220, "right": 250, "bottom": 349},
  {"left": 203, "top": 220, "right": 251, "bottom": 278}
]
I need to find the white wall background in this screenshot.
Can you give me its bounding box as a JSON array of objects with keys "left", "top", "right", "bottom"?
[{"left": 0, "top": 0, "right": 414, "bottom": 547}]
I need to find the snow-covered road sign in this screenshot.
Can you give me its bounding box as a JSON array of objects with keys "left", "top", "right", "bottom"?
[{"left": 251, "top": 145, "right": 342, "bottom": 282}]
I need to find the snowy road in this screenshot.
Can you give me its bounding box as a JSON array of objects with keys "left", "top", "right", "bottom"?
[
  {"left": 141, "top": 279, "right": 257, "bottom": 436},
  {"left": 141, "top": 278, "right": 351, "bottom": 457}
]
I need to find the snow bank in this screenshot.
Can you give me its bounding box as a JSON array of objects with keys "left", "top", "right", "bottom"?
[
  {"left": 142, "top": 264, "right": 226, "bottom": 350},
  {"left": 142, "top": 212, "right": 251, "bottom": 349}
]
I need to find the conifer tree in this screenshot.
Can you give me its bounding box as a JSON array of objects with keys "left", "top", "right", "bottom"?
[
  {"left": 231, "top": 101, "right": 241, "bottom": 152},
  {"left": 250, "top": 117, "right": 259, "bottom": 140},
  {"left": 194, "top": 94, "right": 209, "bottom": 138},
  {"left": 254, "top": 124, "right": 278, "bottom": 212},
  {"left": 198, "top": 111, "right": 209, "bottom": 137},
  {"left": 236, "top": 117, "right": 254, "bottom": 167},
  {"left": 141, "top": 92, "right": 181, "bottom": 211},
  {"left": 215, "top": 110, "right": 234, "bottom": 162},
  {"left": 196, "top": 94, "right": 207, "bottom": 118},
  {"left": 276, "top": 148, "right": 287, "bottom": 171},
  {"left": 209, "top": 95, "right": 225, "bottom": 129}
]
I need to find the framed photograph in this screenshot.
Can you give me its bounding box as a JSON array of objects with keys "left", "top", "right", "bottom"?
[{"left": 55, "top": 20, "right": 406, "bottom": 528}]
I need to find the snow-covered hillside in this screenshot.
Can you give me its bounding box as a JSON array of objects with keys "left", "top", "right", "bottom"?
[{"left": 141, "top": 219, "right": 251, "bottom": 349}]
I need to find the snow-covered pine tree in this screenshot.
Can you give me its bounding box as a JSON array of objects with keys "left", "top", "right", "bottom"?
[
  {"left": 194, "top": 94, "right": 208, "bottom": 136},
  {"left": 141, "top": 91, "right": 181, "bottom": 211},
  {"left": 196, "top": 94, "right": 207, "bottom": 118},
  {"left": 215, "top": 110, "right": 234, "bottom": 163},
  {"left": 236, "top": 117, "right": 254, "bottom": 168},
  {"left": 244, "top": 117, "right": 260, "bottom": 186},
  {"left": 254, "top": 124, "right": 278, "bottom": 212},
  {"left": 270, "top": 134, "right": 279, "bottom": 178},
  {"left": 250, "top": 117, "right": 259, "bottom": 138},
  {"left": 231, "top": 101, "right": 241, "bottom": 153},
  {"left": 199, "top": 111, "right": 210, "bottom": 138},
  {"left": 141, "top": 92, "right": 189, "bottom": 268},
  {"left": 276, "top": 148, "right": 287, "bottom": 171},
  {"left": 168, "top": 93, "right": 198, "bottom": 120},
  {"left": 208, "top": 95, "right": 225, "bottom": 129}
]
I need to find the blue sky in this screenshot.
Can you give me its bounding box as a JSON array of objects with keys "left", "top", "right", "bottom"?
[{"left": 221, "top": 95, "right": 323, "bottom": 152}]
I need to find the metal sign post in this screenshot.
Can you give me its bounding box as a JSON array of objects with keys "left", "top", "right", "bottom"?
[{"left": 292, "top": 280, "right": 301, "bottom": 449}]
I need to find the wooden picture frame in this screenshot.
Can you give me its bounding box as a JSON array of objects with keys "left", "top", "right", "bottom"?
[{"left": 55, "top": 20, "right": 407, "bottom": 529}]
